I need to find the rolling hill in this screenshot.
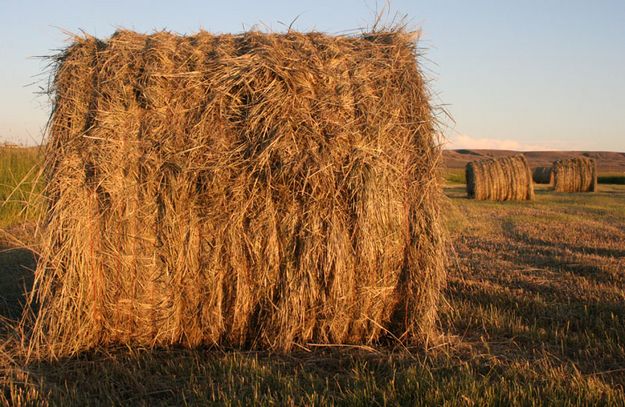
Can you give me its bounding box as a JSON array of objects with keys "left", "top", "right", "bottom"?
[{"left": 444, "top": 149, "right": 625, "bottom": 172}]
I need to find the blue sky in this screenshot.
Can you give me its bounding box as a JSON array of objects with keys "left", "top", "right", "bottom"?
[{"left": 1, "top": 0, "right": 624, "bottom": 151}]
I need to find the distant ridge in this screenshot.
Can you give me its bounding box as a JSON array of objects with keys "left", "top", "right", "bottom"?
[{"left": 445, "top": 149, "right": 625, "bottom": 172}]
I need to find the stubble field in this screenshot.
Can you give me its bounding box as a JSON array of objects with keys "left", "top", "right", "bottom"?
[{"left": 1, "top": 149, "right": 624, "bottom": 405}]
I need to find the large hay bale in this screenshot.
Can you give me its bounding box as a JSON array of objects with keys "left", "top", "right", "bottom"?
[
  {"left": 25, "top": 29, "right": 446, "bottom": 358},
  {"left": 553, "top": 157, "right": 597, "bottom": 192},
  {"left": 465, "top": 155, "right": 534, "bottom": 201},
  {"left": 532, "top": 166, "right": 553, "bottom": 184}
]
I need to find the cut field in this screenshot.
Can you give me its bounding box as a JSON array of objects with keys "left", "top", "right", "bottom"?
[{"left": 1, "top": 150, "right": 624, "bottom": 404}]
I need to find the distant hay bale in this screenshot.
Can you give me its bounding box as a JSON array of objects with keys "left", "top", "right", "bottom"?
[
  {"left": 465, "top": 155, "right": 534, "bottom": 201},
  {"left": 532, "top": 166, "right": 553, "bottom": 184},
  {"left": 24, "top": 29, "right": 446, "bottom": 358},
  {"left": 553, "top": 157, "right": 597, "bottom": 192}
]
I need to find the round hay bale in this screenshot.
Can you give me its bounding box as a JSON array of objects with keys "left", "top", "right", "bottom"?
[
  {"left": 532, "top": 166, "right": 553, "bottom": 184},
  {"left": 465, "top": 155, "right": 534, "bottom": 201},
  {"left": 553, "top": 157, "right": 597, "bottom": 192},
  {"left": 24, "top": 29, "right": 446, "bottom": 358}
]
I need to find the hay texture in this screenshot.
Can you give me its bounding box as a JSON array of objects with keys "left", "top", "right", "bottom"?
[
  {"left": 465, "top": 155, "right": 534, "bottom": 201},
  {"left": 553, "top": 157, "right": 597, "bottom": 192},
  {"left": 532, "top": 166, "right": 553, "bottom": 185},
  {"left": 25, "top": 29, "right": 446, "bottom": 358}
]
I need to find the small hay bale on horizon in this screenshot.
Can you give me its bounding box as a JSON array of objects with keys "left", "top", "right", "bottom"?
[
  {"left": 532, "top": 166, "right": 553, "bottom": 185},
  {"left": 465, "top": 155, "right": 534, "bottom": 201},
  {"left": 553, "top": 157, "right": 597, "bottom": 192},
  {"left": 23, "top": 29, "right": 447, "bottom": 359}
]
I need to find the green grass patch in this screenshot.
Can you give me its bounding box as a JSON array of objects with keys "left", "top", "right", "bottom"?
[
  {"left": 445, "top": 168, "right": 465, "bottom": 184},
  {"left": 0, "top": 147, "right": 43, "bottom": 227}
]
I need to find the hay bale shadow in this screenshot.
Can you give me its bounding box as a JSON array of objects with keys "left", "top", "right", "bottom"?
[
  {"left": 17, "top": 347, "right": 426, "bottom": 404},
  {"left": 0, "top": 244, "right": 36, "bottom": 321}
]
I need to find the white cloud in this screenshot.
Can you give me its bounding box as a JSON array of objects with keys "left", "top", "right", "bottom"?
[{"left": 446, "top": 134, "right": 558, "bottom": 151}]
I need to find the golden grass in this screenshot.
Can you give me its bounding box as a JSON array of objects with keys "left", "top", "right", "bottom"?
[{"left": 23, "top": 28, "right": 446, "bottom": 359}]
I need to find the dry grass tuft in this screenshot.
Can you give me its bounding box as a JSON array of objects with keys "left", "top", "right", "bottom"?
[
  {"left": 465, "top": 155, "right": 534, "bottom": 201},
  {"left": 553, "top": 157, "right": 597, "bottom": 192},
  {"left": 22, "top": 29, "right": 446, "bottom": 359},
  {"left": 532, "top": 166, "right": 553, "bottom": 185}
]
